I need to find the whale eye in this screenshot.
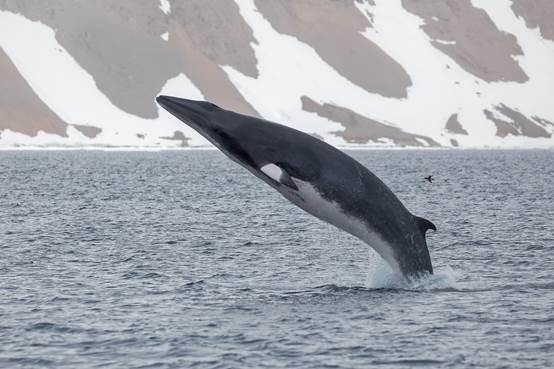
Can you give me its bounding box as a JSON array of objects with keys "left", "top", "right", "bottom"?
[{"left": 203, "top": 102, "right": 220, "bottom": 111}]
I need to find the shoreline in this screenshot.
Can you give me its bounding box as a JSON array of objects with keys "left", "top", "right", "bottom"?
[{"left": 0, "top": 145, "right": 552, "bottom": 152}]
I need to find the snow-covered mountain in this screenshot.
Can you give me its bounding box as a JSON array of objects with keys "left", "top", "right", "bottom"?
[{"left": 1, "top": 0, "right": 553, "bottom": 148}]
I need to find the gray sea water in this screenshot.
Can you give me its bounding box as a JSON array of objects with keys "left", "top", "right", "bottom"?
[{"left": 0, "top": 149, "right": 553, "bottom": 368}]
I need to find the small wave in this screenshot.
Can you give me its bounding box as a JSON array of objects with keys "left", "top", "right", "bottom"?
[
  {"left": 372, "top": 358, "right": 446, "bottom": 366},
  {"left": 176, "top": 279, "right": 206, "bottom": 291},
  {"left": 28, "top": 322, "right": 56, "bottom": 331},
  {"left": 121, "top": 271, "right": 165, "bottom": 279},
  {"left": 141, "top": 272, "right": 164, "bottom": 279}
]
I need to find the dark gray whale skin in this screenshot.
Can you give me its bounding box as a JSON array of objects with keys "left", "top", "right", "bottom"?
[{"left": 157, "top": 95, "right": 435, "bottom": 278}]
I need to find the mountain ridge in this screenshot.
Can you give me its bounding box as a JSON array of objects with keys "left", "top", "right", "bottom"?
[{"left": 1, "top": 0, "right": 553, "bottom": 148}]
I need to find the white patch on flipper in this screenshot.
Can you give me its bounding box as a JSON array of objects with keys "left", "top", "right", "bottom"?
[
  {"left": 284, "top": 178, "right": 401, "bottom": 274},
  {"left": 261, "top": 163, "right": 283, "bottom": 183}
]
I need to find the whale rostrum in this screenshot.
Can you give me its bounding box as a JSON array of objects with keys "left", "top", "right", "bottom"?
[{"left": 157, "top": 95, "right": 435, "bottom": 278}]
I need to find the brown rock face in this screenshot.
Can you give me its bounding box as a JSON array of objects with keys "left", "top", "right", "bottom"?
[
  {"left": 167, "top": 21, "right": 259, "bottom": 118},
  {"left": 73, "top": 124, "right": 102, "bottom": 139},
  {"left": 255, "top": 0, "right": 412, "bottom": 98},
  {"left": 301, "top": 96, "right": 438, "bottom": 147},
  {"left": 0, "top": 0, "right": 258, "bottom": 119},
  {"left": 402, "top": 0, "right": 528, "bottom": 82},
  {"left": 532, "top": 117, "right": 554, "bottom": 128},
  {"left": 2, "top": 1, "right": 553, "bottom": 147},
  {"left": 484, "top": 104, "right": 551, "bottom": 138},
  {"left": 169, "top": 0, "right": 258, "bottom": 78},
  {"left": 0, "top": 47, "right": 68, "bottom": 137},
  {"left": 160, "top": 130, "right": 189, "bottom": 147},
  {"left": 167, "top": 0, "right": 260, "bottom": 116},
  {"left": 0, "top": 0, "right": 181, "bottom": 119},
  {"left": 445, "top": 114, "right": 468, "bottom": 135},
  {"left": 512, "top": 0, "right": 554, "bottom": 42}
]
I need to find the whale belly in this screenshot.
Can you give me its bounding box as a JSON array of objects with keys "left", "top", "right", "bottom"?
[{"left": 281, "top": 178, "right": 401, "bottom": 273}]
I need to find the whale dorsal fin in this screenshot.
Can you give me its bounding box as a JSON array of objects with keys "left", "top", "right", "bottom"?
[
  {"left": 414, "top": 216, "right": 437, "bottom": 236},
  {"left": 260, "top": 163, "right": 298, "bottom": 190}
]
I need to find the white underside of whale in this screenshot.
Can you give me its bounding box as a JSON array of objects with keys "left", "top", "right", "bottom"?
[{"left": 278, "top": 176, "right": 401, "bottom": 274}]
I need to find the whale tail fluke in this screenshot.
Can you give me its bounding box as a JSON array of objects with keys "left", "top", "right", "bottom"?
[{"left": 414, "top": 216, "right": 437, "bottom": 235}]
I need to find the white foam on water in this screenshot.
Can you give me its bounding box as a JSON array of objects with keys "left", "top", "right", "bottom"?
[
  {"left": 363, "top": 257, "right": 462, "bottom": 291},
  {"left": 405, "top": 266, "right": 462, "bottom": 291}
]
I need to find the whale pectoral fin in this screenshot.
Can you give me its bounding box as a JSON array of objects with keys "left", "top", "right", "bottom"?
[
  {"left": 260, "top": 163, "right": 298, "bottom": 190},
  {"left": 278, "top": 170, "right": 298, "bottom": 191},
  {"left": 415, "top": 216, "right": 437, "bottom": 236}
]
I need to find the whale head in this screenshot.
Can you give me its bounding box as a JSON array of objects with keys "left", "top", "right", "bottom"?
[
  {"left": 157, "top": 95, "right": 228, "bottom": 142},
  {"left": 157, "top": 95, "right": 258, "bottom": 169}
]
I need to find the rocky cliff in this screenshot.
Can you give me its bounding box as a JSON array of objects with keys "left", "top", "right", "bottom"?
[{"left": 1, "top": 0, "right": 553, "bottom": 148}]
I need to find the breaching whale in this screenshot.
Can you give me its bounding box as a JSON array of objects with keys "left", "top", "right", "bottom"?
[{"left": 157, "top": 96, "right": 436, "bottom": 278}]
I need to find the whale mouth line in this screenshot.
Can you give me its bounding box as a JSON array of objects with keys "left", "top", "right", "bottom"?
[
  {"left": 156, "top": 95, "right": 259, "bottom": 172},
  {"left": 157, "top": 95, "right": 205, "bottom": 130}
]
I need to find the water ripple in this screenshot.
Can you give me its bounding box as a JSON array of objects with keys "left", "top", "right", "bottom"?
[{"left": 0, "top": 150, "right": 553, "bottom": 368}]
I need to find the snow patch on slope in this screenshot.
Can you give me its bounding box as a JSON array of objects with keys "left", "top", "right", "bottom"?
[
  {"left": 354, "top": 0, "right": 492, "bottom": 147},
  {"left": 158, "top": 74, "right": 210, "bottom": 146},
  {"left": 225, "top": 0, "right": 553, "bottom": 148},
  {"left": 1, "top": 2, "right": 553, "bottom": 149},
  {"left": 0, "top": 11, "right": 207, "bottom": 147},
  {"left": 471, "top": 0, "right": 554, "bottom": 119},
  {"left": 225, "top": 0, "right": 419, "bottom": 148},
  {"left": 159, "top": 0, "right": 171, "bottom": 16},
  {"left": 354, "top": 0, "right": 554, "bottom": 147}
]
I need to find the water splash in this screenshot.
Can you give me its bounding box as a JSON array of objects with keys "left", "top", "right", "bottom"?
[
  {"left": 404, "top": 266, "right": 462, "bottom": 291},
  {"left": 365, "top": 258, "right": 462, "bottom": 291}
]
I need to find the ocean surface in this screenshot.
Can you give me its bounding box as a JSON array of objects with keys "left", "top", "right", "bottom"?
[{"left": 0, "top": 149, "right": 553, "bottom": 368}]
